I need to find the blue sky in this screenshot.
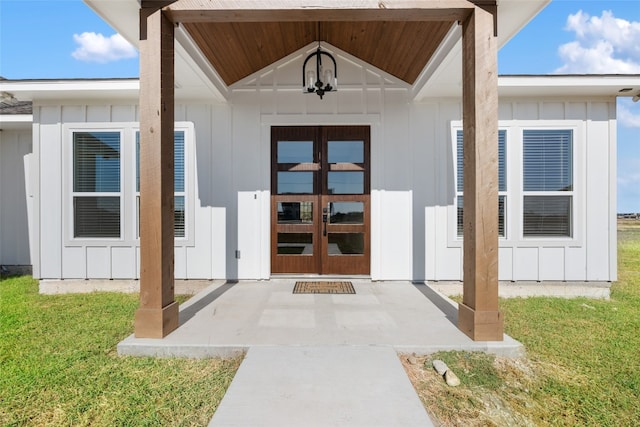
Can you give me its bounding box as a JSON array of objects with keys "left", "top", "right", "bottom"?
[{"left": 1, "top": 0, "right": 639, "bottom": 212}]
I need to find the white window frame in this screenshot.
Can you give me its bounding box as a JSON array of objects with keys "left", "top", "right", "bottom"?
[
  {"left": 132, "top": 122, "right": 195, "bottom": 246},
  {"left": 451, "top": 124, "right": 509, "bottom": 243},
  {"left": 64, "top": 122, "right": 195, "bottom": 247},
  {"left": 521, "top": 127, "right": 576, "bottom": 240},
  {"left": 65, "top": 124, "right": 127, "bottom": 244}
]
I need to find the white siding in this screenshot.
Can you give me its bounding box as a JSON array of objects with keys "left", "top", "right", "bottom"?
[
  {"left": 28, "top": 56, "right": 616, "bottom": 283},
  {"left": 0, "top": 129, "right": 32, "bottom": 266}
]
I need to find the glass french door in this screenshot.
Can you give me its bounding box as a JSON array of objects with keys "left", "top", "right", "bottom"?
[{"left": 271, "top": 126, "right": 370, "bottom": 275}]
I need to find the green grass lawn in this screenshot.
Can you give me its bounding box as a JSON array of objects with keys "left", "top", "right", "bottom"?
[
  {"left": 407, "top": 221, "right": 640, "bottom": 426},
  {"left": 499, "top": 222, "right": 640, "bottom": 425},
  {"left": 0, "top": 279, "right": 240, "bottom": 426}
]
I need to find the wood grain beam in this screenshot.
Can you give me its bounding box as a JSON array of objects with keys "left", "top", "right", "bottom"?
[
  {"left": 165, "top": 0, "right": 476, "bottom": 23},
  {"left": 135, "top": 8, "right": 179, "bottom": 339},
  {"left": 458, "top": 6, "right": 503, "bottom": 341}
]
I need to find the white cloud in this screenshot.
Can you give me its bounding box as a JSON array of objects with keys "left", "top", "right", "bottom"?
[
  {"left": 619, "top": 103, "right": 640, "bottom": 128},
  {"left": 555, "top": 10, "right": 640, "bottom": 74},
  {"left": 72, "top": 32, "right": 137, "bottom": 63}
]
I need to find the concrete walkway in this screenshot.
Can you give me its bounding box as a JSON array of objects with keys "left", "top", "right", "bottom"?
[
  {"left": 208, "top": 345, "right": 433, "bottom": 427},
  {"left": 117, "top": 280, "right": 523, "bottom": 426}
]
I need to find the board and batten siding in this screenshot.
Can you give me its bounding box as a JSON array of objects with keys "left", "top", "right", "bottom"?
[
  {"left": 32, "top": 102, "right": 233, "bottom": 280},
  {"left": 29, "top": 50, "right": 616, "bottom": 282},
  {"left": 0, "top": 129, "right": 33, "bottom": 267}
]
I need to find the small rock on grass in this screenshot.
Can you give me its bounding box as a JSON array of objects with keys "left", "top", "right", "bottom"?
[
  {"left": 445, "top": 369, "right": 461, "bottom": 387},
  {"left": 407, "top": 355, "right": 418, "bottom": 365},
  {"left": 432, "top": 359, "right": 448, "bottom": 376}
]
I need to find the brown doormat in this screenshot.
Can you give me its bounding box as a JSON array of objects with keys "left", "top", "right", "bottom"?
[{"left": 293, "top": 281, "right": 355, "bottom": 294}]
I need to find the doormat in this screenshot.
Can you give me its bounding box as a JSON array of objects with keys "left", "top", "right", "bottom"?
[{"left": 293, "top": 281, "right": 355, "bottom": 294}]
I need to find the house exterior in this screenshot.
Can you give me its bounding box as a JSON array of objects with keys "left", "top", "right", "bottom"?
[{"left": 1, "top": 0, "right": 639, "bottom": 340}]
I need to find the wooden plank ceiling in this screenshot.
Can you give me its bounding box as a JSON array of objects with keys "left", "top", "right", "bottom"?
[{"left": 183, "top": 20, "right": 454, "bottom": 86}]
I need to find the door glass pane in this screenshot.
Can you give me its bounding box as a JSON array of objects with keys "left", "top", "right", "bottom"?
[
  {"left": 328, "top": 141, "right": 364, "bottom": 163},
  {"left": 277, "top": 233, "right": 313, "bottom": 255},
  {"left": 329, "top": 202, "right": 364, "bottom": 224},
  {"left": 277, "top": 172, "right": 313, "bottom": 194},
  {"left": 278, "top": 141, "right": 313, "bottom": 163},
  {"left": 328, "top": 233, "right": 364, "bottom": 255},
  {"left": 327, "top": 172, "right": 364, "bottom": 194},
  {"left": 278, "top": 202, "right": 313, "bottom": 224}
]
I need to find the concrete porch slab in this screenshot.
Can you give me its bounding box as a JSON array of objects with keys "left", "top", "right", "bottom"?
[{"left": 117, "top": 280, "right": 524, "bottom": 358}]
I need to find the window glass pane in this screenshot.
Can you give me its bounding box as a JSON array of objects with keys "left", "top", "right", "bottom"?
[
  {"left": 523, "top": 130, "right": 573, "bottom": 191},
  {"left": 498, "top": 195, "right": 506, "bottom": 237},
  {"left": 174, "top": 131, "right": 185, "bottom": 192},
  {"left": 328, "top": 141, "right": 364, "bottom": 163},
  {"left": 498, "top": 131, "right": 506, "bottom": 192},
  {"left": 74, "top": 196, "right": 120, "bottom": 238},
  {"left": 277, "top": 172, "right": 314, "bottom": 194},
  {"left": 456, "top": 131, "right": 464, "bottom": 193},
  {"left": 136, "top": 195, "right": 186, "bottom": 238},
  {"left": 277, "top": 233, "right": 313, "bottom": 255},
  {"left": 328, "top": 172, "right": 364, "bottom": 194},
  {"left": 277, "top": 141, "right": 313, "bottom": 163},
  {"left": 277, "top": 202, "right": 313, "bottom": 224},
  {"left": 136, "top": 131, "right": 184, "bottom": 192},
  {"left": 74, "top": 132, "right": 120, "bottom": 193},
  {"left": 175, "top": 196, "right": 185, "bottom": 238},
  {"left": 330, "top": 202, "right": 364, "bottom": 224},
  {"left": 328, "top": 233, "right": 364, "bottom": 255},
  {"left": 523, "top": 196, "right": 572, "bottom": 237},
  {"left": 457, "top": 195, "right": 464, "bottom": 237},
  {"left": 457, "top": 195, "right": 506, "bottom": 238},
  {"left": 457, "top": 130, "right": 506, "bottom": 193}
]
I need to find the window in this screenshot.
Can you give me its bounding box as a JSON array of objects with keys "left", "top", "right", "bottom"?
[
  {"left": 136, "top": 131, "right": 186, "bottom": 238},
  {"left": 522, "top": 129, "right": 573, "bottom": 237},
  {"left": 456, "top": 130, "right": 507, "bottom": 237},
  {"left": 72, "top": 131, "right": 121, "bottom": 238}
]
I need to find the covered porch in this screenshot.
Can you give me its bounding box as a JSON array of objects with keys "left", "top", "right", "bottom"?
[
  {"left": 134, "top": 0, "right": 504, "bottom": 341},
  {"left": 119, "top": 280, "right": 522, "bottom": 357}
]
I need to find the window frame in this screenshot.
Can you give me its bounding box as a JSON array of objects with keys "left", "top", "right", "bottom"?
[
  {"left": 66, "top": 125, "right": 126, "bottom": 242},
  {"left": 133, "top": 128, "right": 189, "bottom": 241},
  {"left": 521, "top": 128, "right": 575, "bottom": 239},
  {"left": 64, "top": 122, "right": 195, "bottom": 247},
  {"left": 452, "top": 126, "right": 509, "bottom": 241}
]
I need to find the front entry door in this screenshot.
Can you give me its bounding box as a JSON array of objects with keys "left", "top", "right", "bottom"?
[{"left": 271, "top": 126, "right": 370, "bottom": 275}]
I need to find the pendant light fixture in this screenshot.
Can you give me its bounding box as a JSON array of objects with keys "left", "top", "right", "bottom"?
[{"left": 302, "top": 25, "right": 337, "bottom": 99}]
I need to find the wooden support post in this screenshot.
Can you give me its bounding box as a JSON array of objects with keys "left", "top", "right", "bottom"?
[
  {"left": 134, "top": 7, "right": 178, "bottom": 338},
  {"left": 458, "top": 6, "right": 503, "bottom": 341}
]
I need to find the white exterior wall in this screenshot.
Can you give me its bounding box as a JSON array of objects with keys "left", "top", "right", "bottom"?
[
  {"left": 0, "top": 129, "right": 33, "bottom": 266},
  {"left": 415, "top": 98, "right": 617, "bottom": 282},
  {"left": 29, "top": 51, "right": 617, "bottom": 282}
]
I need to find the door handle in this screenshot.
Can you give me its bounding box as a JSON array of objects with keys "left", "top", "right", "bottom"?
[{"left": 322, "top": 207, "right": 328, "bottom": 236}]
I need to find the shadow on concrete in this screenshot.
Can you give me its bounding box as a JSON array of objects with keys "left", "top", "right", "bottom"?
[
  {"left": 179, "top": 281, "right": 238, "bottom": 326},
  {"left": 412, "top": 283, "right": 458, "bottom": 325}
]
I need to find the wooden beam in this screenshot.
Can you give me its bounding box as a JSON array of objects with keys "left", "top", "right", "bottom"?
[
  {"left": 165, "top": 0, "right": 476, "bottom": 23},
  {"left": 458, "top": 6, "right": 503, "bottom": 341},
  {"left": 135, "top": 7, "right": 178, "bottom": 338}
]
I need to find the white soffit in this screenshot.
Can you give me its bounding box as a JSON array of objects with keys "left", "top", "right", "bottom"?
[
  {"left": 0, "top": 79, "right": 140, "bottom": 102},
  {"left": 0, "top": 115, "right": 33, "bottom": 130},
  {"left": 498, "top": 75, "right": 640, "bottom": 98}
]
